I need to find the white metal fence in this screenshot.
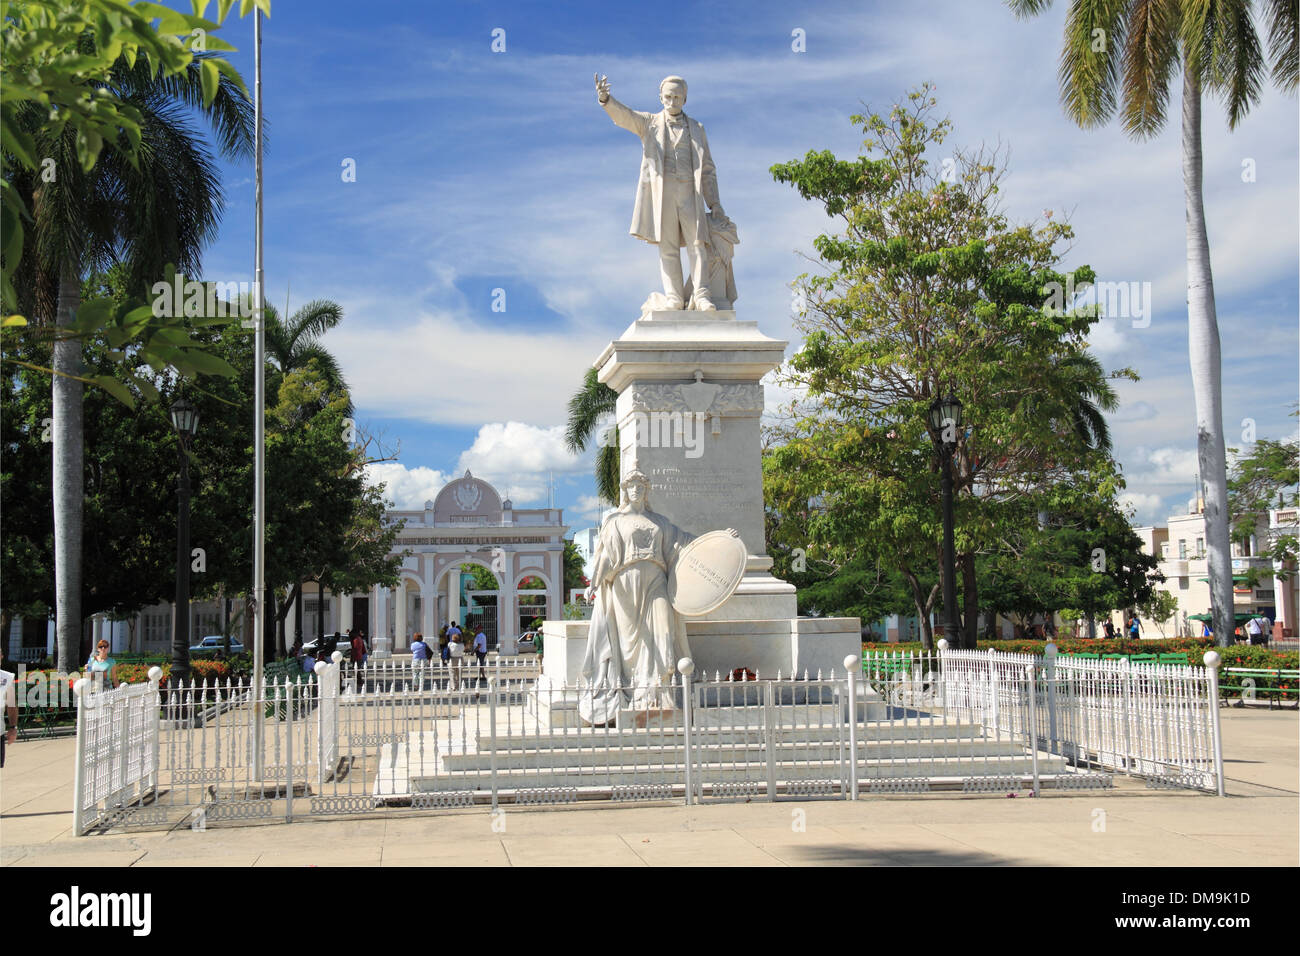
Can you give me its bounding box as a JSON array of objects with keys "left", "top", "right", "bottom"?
[
  {"left": 866, "top": 643, "right": 1225, "bottom": 793},
  {"left": 73, "top": 671, "right": 163, "bottom": 835},
  {"left": 71, "top": 646, "right": 1226, "bottom": 834}
]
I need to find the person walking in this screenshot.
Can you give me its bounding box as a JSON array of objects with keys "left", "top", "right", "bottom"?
[
  {"left": 447, "top": 630, "right": 465, "bottom": 691},
  {"left": 1128, "top": 615, "right": 1141, "bottom": 641},
  {"left": 1246, "top": 614, "right": 1270, "bottom": 646},
  {"left": 349, "top": 629, "right": 368, "bottom": 691},
  {"left": 411, "top": 632, "right": 430, "bottom": 688},
  {"left": 1102, "top": 619, "right": 1116, "bottom": 640},
  {"left": 473, "top": 625, "right": 488, "bottom": 684}
]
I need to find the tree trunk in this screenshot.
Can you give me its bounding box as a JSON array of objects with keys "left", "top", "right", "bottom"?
[
  {"left": 1182, "top": 72, "right": 1234, "bottom": 649},
  {"left": 1, "top": 610, "right": 11, "bottom": 662},
  {"left": 274, "top": 582, "right": 301, "bottom": 657},
  {"left": 901, "top": 567, "right": 940, "bottom": 649},
  {"left": 53, "top": 261, "right": 84, "bottom": 672}
]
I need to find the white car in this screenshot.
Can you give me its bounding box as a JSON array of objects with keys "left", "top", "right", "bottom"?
[{"left": 189, "top": 635, "right": 243, "bottom": 655}]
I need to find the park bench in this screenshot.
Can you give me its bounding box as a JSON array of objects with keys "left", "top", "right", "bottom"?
[
  {"left": 861, "top": 653, "right": 922, "bottom": 678},
  {"left": 1220, "top": 667, "right": 1299, "bottom": 709}
]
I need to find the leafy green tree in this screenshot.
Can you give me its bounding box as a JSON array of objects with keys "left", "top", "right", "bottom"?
[
  {"left": 264, "top": 299, "right": 352, "bottom": 414},
  {"left": 2, "top": 0, "right": 270, "bottom": 316},
  {"left": 562, "top": 538, "right": 588, "bottom": 593},
  {"left": 7, "top": 27, "right": 256, "bottom": 670},
  {"left": 1228, "top": 432, "right": 1299, "bottom": 584},
  {"left": 1138, "top": 590, "right": 1181, "bottom": 638},
  {"left": 768, "top": 88, "right": 1121, "bottom": 648},
  {"left": 1005, "top": 0, "right": 1298, "bottom": 650}
]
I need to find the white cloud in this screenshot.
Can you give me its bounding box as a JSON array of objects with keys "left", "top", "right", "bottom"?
[
  {"left": 456, "top": 422, "right": 589, "bottom": 505},
  {"left": 1118, "top": 491, "right": 1167, "bottom": 525},
  {"left": 572, "top": 494, "right": 613, "bottom": 525},
  {"left": 365, "top": 463, "right": 452, "bottom": 510}
]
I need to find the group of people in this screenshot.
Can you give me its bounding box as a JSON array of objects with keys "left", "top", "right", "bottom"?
[
  {"left": 1096, "top": 616, "right": 1144, "bottom": 641},
  {"left": 409, "top": 622, "right": 488, "bottom": 690}
]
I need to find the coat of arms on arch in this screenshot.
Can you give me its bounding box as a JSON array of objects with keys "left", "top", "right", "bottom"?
[{"left": 453, "top": 470, "right": 483, "bottom": 511}]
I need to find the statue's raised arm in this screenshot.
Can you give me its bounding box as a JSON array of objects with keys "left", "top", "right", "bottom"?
[{"left": 594, "top": 72, "right": 610, "bottom": 104}]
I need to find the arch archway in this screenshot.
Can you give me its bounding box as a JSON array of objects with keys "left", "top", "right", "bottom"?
[{"left": 433, "top": 557, "right": 505, "bottom": 648}]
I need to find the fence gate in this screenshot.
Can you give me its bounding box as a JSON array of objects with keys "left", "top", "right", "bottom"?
[{"left": 686, "top": 673, "right": 848, "bottom": 803}]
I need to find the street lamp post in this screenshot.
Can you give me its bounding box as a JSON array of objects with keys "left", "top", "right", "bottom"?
[
  {"left": 929, "top": 395, "right": 963, "bottom": 648},
  {"left": 171, "top": 397, "right": 200, "bottom": 683}
]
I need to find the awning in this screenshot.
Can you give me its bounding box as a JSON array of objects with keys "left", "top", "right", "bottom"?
[
  {"left": 1187, "top": 612, "right": 1255, "bottom": 623},
  {"left": 1196, "top": 575, "right": 1252, "bottom": 583}
]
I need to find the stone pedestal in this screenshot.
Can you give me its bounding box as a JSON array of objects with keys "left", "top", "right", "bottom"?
[
  {"left": 536, "top": 308, "right": 862, "bottom": 729},
  {"left": 594, "top": 310, "right": 797, "bottom": 621}
]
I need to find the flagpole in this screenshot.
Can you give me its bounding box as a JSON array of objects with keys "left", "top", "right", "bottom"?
[{"left": 252, "top": 7, "right": 266, "bottom": 777}]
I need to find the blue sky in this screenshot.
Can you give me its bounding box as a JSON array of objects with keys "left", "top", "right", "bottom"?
[{"left": 197, "top": 0, "right": 1299, "bottom": 530}]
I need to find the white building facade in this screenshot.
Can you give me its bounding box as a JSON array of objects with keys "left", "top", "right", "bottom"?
[{"left": 1134, "top": 499, "right": 1297, "bottom": 639}]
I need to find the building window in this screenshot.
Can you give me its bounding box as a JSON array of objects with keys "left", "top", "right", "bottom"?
[
  {"left": 1178, "top": 540, "right": 1187, "bottom": 560},
  {"left": 1195, "top": 537, "right": 1204, "bottom": 557},
  {"left": 1179, "top": 577, "right": 1189, "bottom": 590},
  {"left": 143, "top": 613, "right": 169, "bottom": 646}
]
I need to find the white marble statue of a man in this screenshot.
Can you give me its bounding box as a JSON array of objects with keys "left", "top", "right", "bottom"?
[
  {"left": 579, "top": 470, "right": 694, "bottom": 725},
  {"left": 595, "top": 73, "right": 730, "bottom": 312}
]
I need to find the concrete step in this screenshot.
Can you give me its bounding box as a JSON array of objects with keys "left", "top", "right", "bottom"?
[
  {"left": 473, "top": 720, "right": 1002, "bottom": 752},
  {"left": 441, "top": 738, "right": 1030, "bottom": 772},
  {"left": 409, "top": 756, "right": 1070, "bottom": 792}
]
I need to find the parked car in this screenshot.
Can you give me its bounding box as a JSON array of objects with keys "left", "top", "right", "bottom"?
[
  {"left": 303, "top": 634, "right": 352, "bottom": 658},
  {"left": 517, "top": 631, "right": 538, "bottom": 653},
  {"left": 189, "top": 635, "right": 243, "bottom": 656}
]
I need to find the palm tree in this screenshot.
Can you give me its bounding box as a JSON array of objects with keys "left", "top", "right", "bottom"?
[
  {"left": 1007, "top": 0, "right": 1297, "bottom": 647},
  {"left": 565, "top": 366, "right": 620, "bottom": 504},
  {"left": 16, "top": 53, "right": 254, "bottom": 669},
  {"left": 263, "top": 298, "right": 352, "bottom": 414}
]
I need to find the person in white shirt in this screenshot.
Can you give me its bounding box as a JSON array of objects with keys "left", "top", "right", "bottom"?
[{"left": 448, "top": 633, "right": 465, "bottom": 691}]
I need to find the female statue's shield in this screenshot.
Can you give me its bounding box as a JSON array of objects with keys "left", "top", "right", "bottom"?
[{"left": 668, "top": 530, "right": 747, "bottom": 616}]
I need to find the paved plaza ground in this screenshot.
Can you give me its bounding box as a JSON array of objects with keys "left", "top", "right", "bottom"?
[{"left": 2, "top": 707, "right": 1295, "bottom": 867}]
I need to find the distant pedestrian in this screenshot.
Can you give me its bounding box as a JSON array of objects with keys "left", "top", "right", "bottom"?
[
  {"left": 411, "top": 632, "right": 430, "bottom": 661},
  {"left": 1246, "top": 615, "right": 1270, "bottom": 646},
  {"left": 1202, "top": 620, "right": 1213, "bottom": 638},
  {"left": 1128, "top": 615, "right": 1141, "bottom": 640},
  {"left": 448, "top": 632, "right": 465, "bottom": 690},
  {"left": 473, "top": 626, "right": 488, "bottom": 682},
  {"left": 1102, "top": 619, "right": 1116, "bottom": 640}
]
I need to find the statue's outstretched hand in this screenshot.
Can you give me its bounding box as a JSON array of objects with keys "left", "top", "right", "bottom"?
[{"left": 595, "top": 73, "right": 610, "bottom": 104}]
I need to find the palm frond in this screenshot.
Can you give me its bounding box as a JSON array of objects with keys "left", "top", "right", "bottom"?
[
  {"left": 1006, "top": 0, "right": 1057, "bottom": 17},
  {"left": 565, "top": 366, "right": 617, "bottom": 453},
  {"left": 596, "top": 444, "right": 621, "bottom": 505},
  {"left": 286, "top": 299, "right": 345, "bottom": 347},
  {"left": 1266, "top": 0, "right": 1299, "bottom": 90},
  {"left": 1059, "top": 0, "right": 1131, "bottom": 126},
  {"left": 1207, "top": 0, "right": 1266, "bottom": 128},
  {"left": 1121, "top": 0, "right": 1181, "bottom": 136}
]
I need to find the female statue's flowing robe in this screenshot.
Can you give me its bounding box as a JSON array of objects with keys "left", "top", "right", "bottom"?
[{"left": 579, "top": 506, "right": 692, "bottom": 725}]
